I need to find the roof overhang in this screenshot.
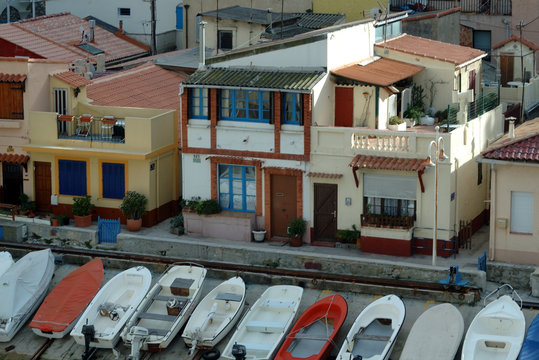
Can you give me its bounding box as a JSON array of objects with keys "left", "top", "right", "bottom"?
[
  {"left": 0, "top": 153, "right": 30, "bottom": 170},
  {"left": 331, "top": 58, "right": 423, "bottom": 87},
  {"left": 0, "top": 73, "right": 27, "bottom": 83}
]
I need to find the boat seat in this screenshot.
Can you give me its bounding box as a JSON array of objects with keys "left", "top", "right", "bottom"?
[
  {"left": 262, "top": 300, "right": 296, "bottom": 309},
  {"left": 239, "top": 342, "right": 273, "bottom": 352},
  {"left": 145, "top": 328, "right": 170, "bottom": 336},
  {"left": 152, "top": 294, "right": 189, "bottom": 302},
  {"left": 355, "top": 333, "right": 391, "bottom": 342},
  {"left": 246, "top": 320, "right": 287, "bottom": 333},
  {"left": 138, "top": 312, "right": 177, "bottom": 322},
  {"left": 215, "top": 292, "right": 242, "bottom": 302}
]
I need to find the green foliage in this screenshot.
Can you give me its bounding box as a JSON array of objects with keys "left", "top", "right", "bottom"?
[
  {"left": 404, "top": 106, "right": 422, "bottom": 122},
  {"left": 287, "top": 217, "right": 306, "bottom": 238},
  {"left": 411, "top": 84, "right": 425, "bottom": 110},
  {"left": 19, "top": 193, "right": 35, "bottom": 212},
  {"left": 193, "top": 199, "right": 221, "bottom": 215},
  {"left": 389, "top": 115, "right": 404, "bottom": 125},
  {"left": 72, "top": 195, "right": 94, "bottom": 216},
  {"left": 170, "top": 214, "right": 185, "bottom": 235},
  {"left": 120, "top": 191, "right": 147, "bottom": 219},
  {"left": 337, "top": 225, "right": 360, "bottom": 243}
]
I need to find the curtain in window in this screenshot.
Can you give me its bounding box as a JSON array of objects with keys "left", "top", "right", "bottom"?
[{"left": 363, "top": 173, "right": 417, "bottom": 200}]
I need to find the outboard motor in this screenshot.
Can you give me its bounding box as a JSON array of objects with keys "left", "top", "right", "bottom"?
[
  {"left": 81, "top": 323, "right": 96, "bottom": 360},
  {"left": 232, "top": 343, "right": 247, "bottom": 360},
  {"left": 352, "top": 356, "right": 363, "bottom": 360}
]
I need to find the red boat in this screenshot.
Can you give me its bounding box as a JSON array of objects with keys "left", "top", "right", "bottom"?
[
  {"left": 29, "top": 258, "right": 104, "bottom": 338},
  {"left": 275, "top": 294, "right": 348, "bottom": 360}
]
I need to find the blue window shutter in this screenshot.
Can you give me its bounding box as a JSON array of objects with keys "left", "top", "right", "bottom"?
[
  {"left": 59, "top": 160, "right": 86, "bottom": 196},
  {"left": 102, "top": 163, "right": 125, "bottom": 199},
  {"left": 176, "top": 6, "right": 183, "bottom": 30}
]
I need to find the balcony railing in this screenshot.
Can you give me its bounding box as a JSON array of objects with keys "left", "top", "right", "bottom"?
[
  {"left": 390, "top": 0, "right": 511, "bottom": 15},
  {"left": 57, "top": 115, "right": 125, "bottom": 143},
  {"left": 361, "top": 214, "right": 415, "bottom": 229}
]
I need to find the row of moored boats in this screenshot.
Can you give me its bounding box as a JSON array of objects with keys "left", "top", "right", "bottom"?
[{"left": 0, "top": 249, "right": 538, "bottom": 360}]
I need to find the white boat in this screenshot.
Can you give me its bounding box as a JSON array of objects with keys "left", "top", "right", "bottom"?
[
  {"left": 70, "top": 266, "right": 151, "bottom": 350},
  {"left": 0, "top": 251, "right": 14, "bottom": 277},
  {"left": 399, "top": 303, "right": 464, "bottom": 360},
  {"left": 121, "top": 263, "right": 207, "bottom": 359},
  {"left": 182, "top": 276, "right": 246, "bottom": 353},
  {"left": 221, "top": 285, "right": 304, "bottom": 360},
  {"left": 462, "top": 284, "right": 525, "bottom": 360},
  {"left": 336, "top": 294, "right": 405, "bottom": 360},
  {"left": 0, "top": 249, "right": 55, "bottom": 342}
]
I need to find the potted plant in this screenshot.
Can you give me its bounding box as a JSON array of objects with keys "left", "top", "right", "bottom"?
[
  {"left": 72, "top": 195, "right": 94, "bottom": 227},
  {"left": 388, "top": 115, "right": 406, "bottom": 131},
  {"left": 337, "top": 225, "right": 360, "bottom": 248},
  {"left": 287, "top": 217, "right": 306, "bottom": 247},
  {"left": 51, "top": 216, "right": 59, "bottom": 227},
  {"left": 120, "top": 191, "right": 148, "bottom": 231}
]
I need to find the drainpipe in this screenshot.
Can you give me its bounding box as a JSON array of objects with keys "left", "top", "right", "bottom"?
[
  {"left": 453, "top": 157, "right": 459, "bottom": 244},
  {"left": 184, "top": 4, "right": 189, "bottom": 48},
  {"left": 489, "top": 163, "right": 496, "bottom": 261},
  {"left": 179, "top": 84, "right": 185, "bottom": 198},
  {"left": 199, "top": 21, "right": 207, "bottom": 70}
]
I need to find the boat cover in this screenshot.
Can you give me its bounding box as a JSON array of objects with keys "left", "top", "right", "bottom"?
[
  {"left": 0, "top": 252, "right": 13, "bottom": 278},
  {"left": 30, "top": 258, "right": 104, "bottom": 333},
  {"left": 519, "top": 314, "right": 539, "bottom": 360},
  {"left": 0, "top": 249, "right": 55, "bottom": 320}
]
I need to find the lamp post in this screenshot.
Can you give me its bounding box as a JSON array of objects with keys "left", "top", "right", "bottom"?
[{"left": 427, "top": 126, "right": 447, "bottom": 266}]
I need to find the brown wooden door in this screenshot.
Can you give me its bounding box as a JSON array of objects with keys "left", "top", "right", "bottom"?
[
  {"left": 335, "top": 87, "right": 353, "bottom": 127},
  {"left": 313, "top": 183, "right": 337, "bottom": 243},
  {"left": 500, "top": 54, "right": 513, "bottom": 87},
  {"left": 270, "top": 174, "right": 297, "bottom": 238},
  {"left": 34, "top": 161, "right": 51, "bottom": 212}
]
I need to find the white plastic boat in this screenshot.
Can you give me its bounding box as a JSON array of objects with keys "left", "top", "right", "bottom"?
[
  {"left": 0, "top": 249, "right": 55, "bottom": 342},
  {"left": 462, "top": 284, "right": 525, "bottom": 360},
  {"left": 0, "top": 251, "right": 14, "bottom": 277},
  {"left": 336, "top": 294, "right": 405, "bottom": 360},
  {"left": 221, "top": 285, "right": 303, "bottom": 360},
  {"left": 182, "top": 276, "right": 245, "bottom": 353},
  {"left": 121, "top": 263, "right": 207, "bottom": 359},
  {"left": 399, "top": 303, "right": 464, "bottom": 360},
  {"left": 71, "top": 266, "right": 151, "bottom": 349}
]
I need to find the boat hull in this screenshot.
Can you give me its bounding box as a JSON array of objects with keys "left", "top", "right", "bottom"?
[{"left": 275, "top": 294, "right": 348, "bottom": 360}]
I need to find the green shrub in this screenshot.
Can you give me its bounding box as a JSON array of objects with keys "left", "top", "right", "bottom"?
[
  {"left": 287, "top": 217, "right": 306, "bottom": 238},
  {"left": 337, "top": 225, "right": 360, "bottom": 243},
  {"left": 72, "top": 195, "right": 94, "bottom": 216},
  {"left": 194, "top": 199, "right": 221, "bottom": 215},
  {"left": 120, "top": 191, "right": 147, "bottom": 219},
  {"left": 404, "top": 106, "right": 422, "bottom": 122},
  {"left": 389, "top": 115, "right": 404, "bottom": 125}
]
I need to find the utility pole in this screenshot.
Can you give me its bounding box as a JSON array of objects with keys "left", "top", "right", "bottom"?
[
  {"left": 151, "top": 0, "right": 157, "bottom": 55},
  {"left": 519, "top": 20, "right": 525, "bottom": 122}
]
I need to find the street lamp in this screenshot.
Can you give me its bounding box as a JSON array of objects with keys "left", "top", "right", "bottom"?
[{"left": 427, "top": 126, "right": 448, "bottom": 266}]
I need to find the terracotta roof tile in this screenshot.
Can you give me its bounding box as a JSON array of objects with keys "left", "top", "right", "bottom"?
[
  {"left": 53, "top": 71, "right": 91, "bottom": 87},
  {"left": 0, "top": 153, "right": 30, "bottom": 164},
  {"left": 375, "top": 34, "right": 486, "bottom": 65},
  {"left": 492, "top": 35, "right": 539, "bottom": 51},
  {"left": 87, "top": 63, "right": 185, "bottom": 111},
  {"left": 332, "top": 58, "right": 423, "bottom": 86},
  {"left": 0, "top": 73, "right": 26, "bottom": 82},
  {"left": 349, "top": 155, "right": 428, "bottom": 171},
  {"left": 306, "top": 172, "right": 343, "bottom": 179},
  {"left": 482, "top": 134, "right": 539, "bottom": 162}
]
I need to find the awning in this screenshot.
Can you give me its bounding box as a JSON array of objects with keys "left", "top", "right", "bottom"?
[
  {"left": 331, "top": 58, "right": 423, "bottom": 87},
  {"left": 0, "top": 153, "right": 30, "bottom": 170},
  {"left": 0, "top": 73, "right": 27, "bottom": 83},
  {"left": 306, "top": 172, "right": 343, "bottom": 179},
  {"left": 349, "top": 155, "right": 429, "bottom": 192}
]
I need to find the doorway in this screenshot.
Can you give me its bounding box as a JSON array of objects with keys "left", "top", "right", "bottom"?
[
  {"left": 270, "top": 174, "right": 297, "bottom": 238},
  {"left": 313, "top": 183, "right": 338, "bottom": 244},
  {"left": 2, "top": 162, "right": 23, "bottom": 205},
  {"left": 34, "top": 161, "right": 51, "bottom": 212}
]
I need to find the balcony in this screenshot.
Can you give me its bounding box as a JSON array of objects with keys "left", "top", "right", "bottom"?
[
  {"left": 361, "top": 214, "right": 414, "bottom": 229},
  {"left": 57, "top": 115, "right": 125, "bottom": 143},
  {"left": 391, "top": 0, "right": 511, "bottom": 15}
]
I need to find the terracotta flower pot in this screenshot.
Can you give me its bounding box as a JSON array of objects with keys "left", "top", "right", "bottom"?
[
  {"left": 51, "top": 218, "right": 59, "bottom": 226},
  {"left": 289, "top": 236, "right": 303, "bottom": 247},
  {"left": 74, "top": 214, "right": 92, "bottom": 228},
  {"left": 127, "top": 218, "right": 142, "bottom": 232}
]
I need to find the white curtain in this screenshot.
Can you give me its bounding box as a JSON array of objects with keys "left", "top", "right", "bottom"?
[
  {"left": 363, "top": 173, "right": 416, "bottom": 200},
  {"left": 511, "top": 191, "right": 534, "bottom": 233}
]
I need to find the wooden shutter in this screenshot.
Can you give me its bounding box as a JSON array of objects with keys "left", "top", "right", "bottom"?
[
  {"left": 102, "top": 163, "right": 125, "bottom": 199},
  {"left": 0, "top": 82, "right": 24, "bottom": 119},
  {"left": 58, "top": 160, "right": 87, "bottom": 196}
]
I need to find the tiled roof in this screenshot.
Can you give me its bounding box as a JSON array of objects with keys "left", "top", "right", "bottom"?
[
  {"left": 492, "top": 35, "right": 539, "bottom": 51},
  {"left": 307, "top": 172, "right": 343, "bottom": 179},
  {"left": 295, "top": 13, "right": 346, "bottom": 29},
  {"left": 350, "top": 155, "right": 428, "bottom": 171},
  {"left": 0, "top": 73, "right": 26, "bottom": 82},
  {"left": 332, "top": 58, "right": 423, "bottom": 86},
  {"left": 1, "top": 13, "right": 149, "bottom": 63},
  {"left": 87, "top": 62, "right": 185, "bottom": 111},
  {"left": 0, "top": 153, "right": 30, "bottom": 164},
  {"left": 53, "top": 71, "right": 91, "bottom": 87},
  {"left": 482, "top": 134, "right": 539, "bottom": 162},
  {"left": 183, "top": 67, "right": 325, "bottom": 92},
  {"left": 375, "top": 34, "right": 486, "bottom": 65}
]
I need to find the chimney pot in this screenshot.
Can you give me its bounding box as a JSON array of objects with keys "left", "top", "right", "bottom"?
[{"left": 89, "top": 19, "right": 95, "bottom": 42}]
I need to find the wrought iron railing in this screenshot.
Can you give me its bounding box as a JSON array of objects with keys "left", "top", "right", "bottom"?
[
  {"left": 57, "top": 115, "right": 125, "bottom": 143},
  {"left": 361, "top": 214, "right": 414, "bottom": 229}
]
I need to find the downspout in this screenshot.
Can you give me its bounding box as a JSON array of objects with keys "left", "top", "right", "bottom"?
[
  {"left": 453, "top": 157, "right": 459, "bottom": 245},
  {"left": 184, "top": 4, "right": 189, "bottom": 48},
  {"left": 489, "top": 163, "right": 496, "bottom": 261},
  {"left": 179, "top": 84, "right": 185, "bottom": 199}
]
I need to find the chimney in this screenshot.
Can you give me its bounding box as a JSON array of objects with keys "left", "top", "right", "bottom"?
[
  {"left": 508, "top": 119, "right": 515, "bottom": 139},
  {"left": 119, "top": 20, "right": 123, "bottom": 33},
  {"left": 89, "top": 19, "right": 95, "bottom": 42},
  {"left": 96, "top": 54, "right": 105, "bottom": 73},
  {"left": 198, "top": 21, "right": 206, "bottom": 70},
  {"left": 266, "top": 9, "right": 272, "bottom": 33}
]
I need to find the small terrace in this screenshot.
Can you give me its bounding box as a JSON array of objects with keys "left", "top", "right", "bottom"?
[{"left": 57, "top": 114, "right": 125, "bottom": 143}]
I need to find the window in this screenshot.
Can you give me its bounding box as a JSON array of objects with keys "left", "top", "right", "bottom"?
[
  {"left": 0, "top": 81, "right": 24, "bottom": 119},
  {"left": 118, "top": 8, "right": 131, "bottom": 16},
  {"left": 54, "top": 88, "right": 68, "bottom": 134},
  {"left": 102, "top": 162, "right": 125, "bottom": 199},
  {"left": 58, "top": 159, "right": 87, "bottom": 196},
  {"left": 282, "top": 92, "right": 303, "bottom": 125},
  {"left": 218, "top": 164, "right": 255, "bottom": 212},
  {"left": 218, "top": 30, "right": 233, "bottom": 50},
  {"left": 176, "top": 6, "right": 183, "bottom": 30},
  {"left": 364, "top": 197, "right": 416, "bottom": 218},
  {"left": 363, "top": 173, "right": 417, "bottom": 217},
  {"left": 220, "top": 89, "right": 272, "bottom": 123},
  {"left": 511, "top": 191, "right": 534, "bottom": 234},
  {"left": 190, "top": 88, "right": 209, "bottom": 119}
]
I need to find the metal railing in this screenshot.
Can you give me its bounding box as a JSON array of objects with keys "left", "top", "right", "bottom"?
[
  {"left": 468, "top": 90, "right": 499, "bottom": 121},
  {"left": 361, "top": 214, "right": 415, "bottom": 229},
  {"left": 390, "top": 0, "right": 511, "bottom": 15},
  {"left": 57, "top": 116, "right": 125, "bottom": 143}
]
